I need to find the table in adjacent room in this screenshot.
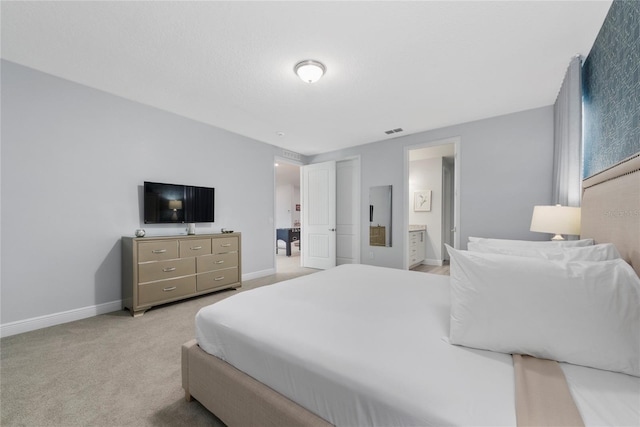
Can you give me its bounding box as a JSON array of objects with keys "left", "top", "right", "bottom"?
[{"left": 276, "top": 228, "right": 300, "bottom": 256}]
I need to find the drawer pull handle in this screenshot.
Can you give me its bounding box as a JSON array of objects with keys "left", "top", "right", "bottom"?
[
  {"left": 163, "top": 267, "right": 176, "bottom": 272},
  {"left": 163, "top": 286, "right": 177, "bottom": 292},
  {"left": 152, "top": 249, "right": 167, "bottom": 254},
  {"left": 220, "top": 243, "right": 232, "bottom": 247},
  {"left": 191, "top": 246, "right": 202, "bottom": 250},
  {"left": 215, "top": 260, "right": 225, "bottom": 264},
  {"left": 214, "top": 276, "right": 225, "bottom": 281}
]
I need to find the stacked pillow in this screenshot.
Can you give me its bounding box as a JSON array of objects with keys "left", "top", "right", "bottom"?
[
  {"left": 446, "top": 239, "right": 640, "bottom": 377},
  {"left": 467, "top": 241, "right": 621, "bottom": 262},
  {"left": 467, "top": 236, "right": 594, "bottom": 247}
]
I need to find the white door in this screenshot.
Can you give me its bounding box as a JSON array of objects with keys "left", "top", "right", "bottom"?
[
  {"left": 301, "top": 161, "right": 336, "bottom": 269},
  {"left": 336, "top": 158, "right": 360, "bottom": 265}
]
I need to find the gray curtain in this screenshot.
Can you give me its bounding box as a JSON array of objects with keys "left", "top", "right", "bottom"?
[{"left": 552, "top": 56, "right": 583, "bottom": 207}]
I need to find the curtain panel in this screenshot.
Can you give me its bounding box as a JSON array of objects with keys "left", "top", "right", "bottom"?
[{"left": 552, "top": 56, "right": 583, "bottom": 207}]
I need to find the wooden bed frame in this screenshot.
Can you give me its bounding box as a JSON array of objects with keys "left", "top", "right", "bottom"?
[{"left": 182, "top": 153, "right": 640, "bottom": 426}]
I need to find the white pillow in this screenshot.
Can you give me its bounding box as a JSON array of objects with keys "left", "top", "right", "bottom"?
[
  {"left": 467, "top": 237, "right": 594, "bottom": 247},
  {"left": 467, "top": 242, "right": 621, "bottom": 262},
  {"left": 446, "top": 246, "right": 640, "bottom": 377}
]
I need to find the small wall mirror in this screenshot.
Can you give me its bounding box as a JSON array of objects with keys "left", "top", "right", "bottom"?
[{"left": 369, "top": 185, "right": 392, "bottom": 247}]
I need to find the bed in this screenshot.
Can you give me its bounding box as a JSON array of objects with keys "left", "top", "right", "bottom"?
[{"left": 182, "top": 153, "right": 640, "bottom": 426}]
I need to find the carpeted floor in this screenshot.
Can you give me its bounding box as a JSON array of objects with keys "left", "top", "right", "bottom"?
[{"left": 0, "top": 253, "right": 315, "bottom": 427}]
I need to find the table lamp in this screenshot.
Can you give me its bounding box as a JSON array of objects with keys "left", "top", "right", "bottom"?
[{"left": 530, "top": 204, "right": 581, "bottom": 241}]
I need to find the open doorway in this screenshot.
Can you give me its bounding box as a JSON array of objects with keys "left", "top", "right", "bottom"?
[
  {"left": 275, "top": 156, "right": 361, "bottom": 273},
  {"left": 406, "top": 138, "right": 460, "bottom": 270},
  {"left": 274, "top": 159, "right": 303, "bottom": 272}
]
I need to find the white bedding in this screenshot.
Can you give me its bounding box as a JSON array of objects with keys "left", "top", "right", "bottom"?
[{"left": 195, "top": 264, "right": 640, "bottom": 426}]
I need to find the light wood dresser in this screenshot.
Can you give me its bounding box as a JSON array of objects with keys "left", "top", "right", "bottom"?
[{"left": 122, "top": 233, "right": 241, "bottom": 316}]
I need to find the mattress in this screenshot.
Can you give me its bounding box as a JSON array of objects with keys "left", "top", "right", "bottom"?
[{"left": 195, "top": 264, "right": 640, "bottom": 426}]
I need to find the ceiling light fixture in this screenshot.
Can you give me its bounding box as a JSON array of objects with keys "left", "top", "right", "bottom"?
[{"left": 294, "top": 60, "right": 326, "bottom": 83}]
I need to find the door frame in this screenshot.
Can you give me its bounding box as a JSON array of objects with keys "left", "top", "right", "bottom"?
[{"left": 404, "top": 137, "right": 461, "bottom": 270}]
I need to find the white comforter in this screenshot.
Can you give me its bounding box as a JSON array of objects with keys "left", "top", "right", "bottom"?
[{"left": 195, "top": 264, "right": 640, "bottom": 426}]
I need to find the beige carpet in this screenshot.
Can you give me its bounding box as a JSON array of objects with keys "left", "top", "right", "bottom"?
[{"left": 0, "top": 254, "right": 315, "bottom": 427}]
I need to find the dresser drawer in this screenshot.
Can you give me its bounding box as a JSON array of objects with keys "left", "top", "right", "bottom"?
[
  {"left": 138, "top": 276, "right": 196, "bottom": 305},
  {"left": 137, "top": 241, "right": 179, "bottom": 262},
  {"left": 123, "top": 233, "right": 241, "bottom": 316},
  {"left": 197, "top": 252, "right": 238, "bottom": 273},
  {"left": 197, "top": 268, "right": 239, "bottom": 292},
  {"left": 179, "top": 239, "right": 212, "bottom": 258},
  {"left": 212, "top": 237, "right": 238, "bottom": 254},
  {"left": 138, "top": 258, "right": 195, "bottom": 284}
]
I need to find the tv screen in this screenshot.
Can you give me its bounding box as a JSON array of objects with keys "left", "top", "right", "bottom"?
[{"left": 144, "top": 181, "right": 214, "bottom": 224}]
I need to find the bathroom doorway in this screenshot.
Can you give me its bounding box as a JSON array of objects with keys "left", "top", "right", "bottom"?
[{"left": 406, "top": 138, "right": 460, "bottom": 269}]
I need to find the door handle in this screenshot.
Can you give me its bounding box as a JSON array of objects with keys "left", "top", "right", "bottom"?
[{"left": 329, "top": 228, "right": 336, "bottom": 232}]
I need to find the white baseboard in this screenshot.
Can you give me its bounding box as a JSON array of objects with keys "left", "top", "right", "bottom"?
[
  {"left": 0, "top": 300, "right": 122, "bottom": 338},
  {"left": 423, "top": 259, "right": 444, "bottom": 267},
  {"left": 242, "top": 268, "right": 275, "bottom": 281}
]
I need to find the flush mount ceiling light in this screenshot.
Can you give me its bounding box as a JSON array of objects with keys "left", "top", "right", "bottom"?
[{"left": 294, "top": 60, "right": 326, "bottom": 83}]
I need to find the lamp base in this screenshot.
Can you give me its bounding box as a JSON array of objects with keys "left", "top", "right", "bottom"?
[{"left": 551, "top": 234, "right": 565, "bottom": 241}]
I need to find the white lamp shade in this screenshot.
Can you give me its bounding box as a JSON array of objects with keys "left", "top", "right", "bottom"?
[
  {"left": 294, "top": 60, "right": 325, "bottom": 83},
  {"left": 168, "top": 200, "right": 183, "bottom": 210},
  {"left": 530, "top": 205, "right": 581, "bottom": 239}
]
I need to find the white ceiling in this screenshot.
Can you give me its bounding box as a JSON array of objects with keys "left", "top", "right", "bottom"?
[{"left": 1, "top": 1, "right": 611, "bottom": 156}]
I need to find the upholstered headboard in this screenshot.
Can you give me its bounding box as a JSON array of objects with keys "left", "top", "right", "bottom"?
[{"left": 581, "top": 152, "right": 640, "bottom": 276}]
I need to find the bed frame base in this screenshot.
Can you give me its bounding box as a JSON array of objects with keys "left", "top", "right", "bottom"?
[{"left": 181, "top": 339, "right": 333, "bottom": 427}]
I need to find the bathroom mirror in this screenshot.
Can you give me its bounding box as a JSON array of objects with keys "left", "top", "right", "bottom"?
[{"left": 369, "top": 185, "right": 392, "bottom": 247}]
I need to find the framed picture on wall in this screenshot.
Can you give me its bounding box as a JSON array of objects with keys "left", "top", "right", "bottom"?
[{"left": 414, "top": 190, "right": 432, "bottom": 212}]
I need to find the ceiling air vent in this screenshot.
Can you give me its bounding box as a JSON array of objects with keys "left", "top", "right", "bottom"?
[
  {"left": 384, "top": 128, "right": 404, "bottom": 135},
  {"left": 282, "top": 150, "right": 302, "bottom": 161}
]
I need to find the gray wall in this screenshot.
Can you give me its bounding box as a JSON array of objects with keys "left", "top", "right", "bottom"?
[
  {"left": 310, "top": 106, "right": 555, "bottom": 269},
  {"left": 1, "top": 60, "right": 286, "bottom": 325}
]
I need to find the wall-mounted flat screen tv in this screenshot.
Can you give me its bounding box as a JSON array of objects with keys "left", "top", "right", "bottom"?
[{"left": 144, "top": 181, "right": 214, "bottom": 224}]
